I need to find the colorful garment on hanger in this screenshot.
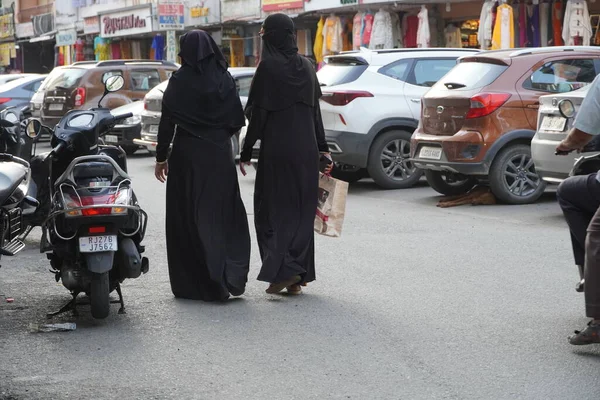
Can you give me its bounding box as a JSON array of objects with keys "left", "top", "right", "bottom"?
[
  {"left": 492, "top": 3, "right": 515, "bottom": 50},
  {"left": 391, "top": 13, "right": 403, "bottom": 48},
  {"left": 370, "top": 9, "right": 394, "bottom": 49},
  {"left": 131, "top": 41, "right": 142, "bottom": 59},
  {"left": 75, "top": 39, "right": 85, "bottom": 62},
  {"left": 111, "top": 43, "right": 121, "bottom": 60},
  {"left": 152, "top": 35, "right": 165, "bottom": 60},
  {"left": 404, "top": 15, "right": 419, "bottom": 48},
  {"left": 478, "top": 0, "right": 495, "bottom": 49},
  {"left": 519, "top": 2, "right": 527, "bottom": 47},
  {"left": 342, "top": 18, "right": 353, "bottom": 51},
  {"left": 362, "top": 12, "right": 374, "bottom": 46},
  {"left": 94, "top": 37, "right": 110, "bottom": 61},
  {"left": 553, "top": 0, "right": 565, "bottom": 45},
  {"left": 120, "top": 41, "right": 132, "bottom": 59},
  {"left": 562, "top": 0, "right": 592, "bottom": 46},
  {"left": 527, "top": 4, "right": 541, "bottom": 47},
  {"left": 352, "top": 13, "right": 363, "bottom": 49},
  {"left": 324, "top": 15, "right": 343, "bottom": 54},
  {"left": 314, "top": 17, "right": 324, "bottom": 63},
  {"left": 417, "top": 6, "right": 430, "bottom": 48},
  {"left": 539, "top": 2, "right": 550, "bottom": 47},
  {"left": 445, "top": 24, "right": 462, "bottom": 48}
]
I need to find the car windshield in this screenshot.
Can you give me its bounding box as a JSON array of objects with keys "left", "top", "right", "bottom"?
[
  {"left": 317, "top": 58, "right": 368, "bottom": 87},
  {"left": 45, "top": 68, "right": 87, "bottom": 91},
  {"left": 435, "top": 60, "right": 508, "bottom": 90}
]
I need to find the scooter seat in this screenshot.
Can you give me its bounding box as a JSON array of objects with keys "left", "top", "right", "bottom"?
[
  {"left": 0, "top": 162, "right": 27, "bottom": 204},
  {"left": 72, "top": 161, "right": 115, "bottom": 180}
]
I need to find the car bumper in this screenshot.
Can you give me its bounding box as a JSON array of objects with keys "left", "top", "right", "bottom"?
[
  {"left": 410, "top": 130, "right": 488, "bottom": 176},
  {"left": 325, "top": 129, "right": 370, "bottom": 168},
  {"left": 133, "top": 138, "right": 159, "bottom": 152},
  {"left": 531, "top": 135, "right": 583, "bottom": 184}
]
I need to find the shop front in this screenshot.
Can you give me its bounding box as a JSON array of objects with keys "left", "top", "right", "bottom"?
[
  {"left": 23, "top": 13, "right": 55, "bottom": 73},
  {"left": 0, "top": 12, "right": 18, "bottom": 72},
  {"left": 221, "top": 0, "right": 262, "bottom": 67},
  {"left": 98, "top": 6, "right": 156, "bottom": 60}
]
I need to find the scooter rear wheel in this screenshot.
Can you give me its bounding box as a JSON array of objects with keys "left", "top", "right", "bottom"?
[{"left": 90, "top": 272, "right": 110, "bottom": 319}]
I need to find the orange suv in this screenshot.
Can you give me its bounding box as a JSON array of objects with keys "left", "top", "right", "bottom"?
[
  {"left": 40, "top": 60, "right": 178, "bottom": 127},
  {"left": 411, "top": 47, "right": 600, "bottom": 204}
]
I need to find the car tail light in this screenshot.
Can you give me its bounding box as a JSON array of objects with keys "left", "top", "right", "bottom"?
[
  {"left": 74, "top": 87, "right": 86, "bottom": 107},
  {"left": 0, "top": 98, "right": 11, "bottom": 104},
  {"left": 321, "top": 91, "right": 373, "bottom": 106},
  {"left": 466, "top": 93, "right": 511, "bottom": 119}
]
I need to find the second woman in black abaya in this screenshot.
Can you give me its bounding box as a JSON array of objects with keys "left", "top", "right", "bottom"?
[
  {"left": 155, "top": 30, "right": 251, "bottom": 302},
  {"left": 240, "top": 14, "right": 330, "bottom": 295}
]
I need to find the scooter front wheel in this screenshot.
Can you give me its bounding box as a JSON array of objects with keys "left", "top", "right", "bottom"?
[{"left": 90, "top": 272, "right": 110, "bottom": 319}]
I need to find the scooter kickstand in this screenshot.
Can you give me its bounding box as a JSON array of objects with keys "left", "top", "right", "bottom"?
[
  {"left": 115, "top": 284, "right": 126, "bottom": 314},
  {"left": 47, "top": 292, "right": 79, "bottom": 319}
]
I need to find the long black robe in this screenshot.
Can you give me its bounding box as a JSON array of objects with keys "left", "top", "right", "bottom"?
[
  {"left": 241, "top": 83, "right": 329, "bottom": 285},
  {"left": 157, "top": 30, "right": 250, "bottom": 301},
  {"left": 157, "top": 107, "right": 251, "bottom": 301}
]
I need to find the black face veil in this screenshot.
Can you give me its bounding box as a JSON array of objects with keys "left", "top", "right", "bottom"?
[
  {"left": 162, "top": 30, "right": 245, "bottom": 134},
  {"left": 245, "top": 13, "right": 320, "bottom": 114}
]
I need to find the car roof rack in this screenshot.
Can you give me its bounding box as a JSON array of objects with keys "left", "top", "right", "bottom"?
[
  {"left": 335, "top": 48, "right": 478, "bottom": 56},
  {"left": 71, "top": 60, "right": 179, "bottom": 67},
  {"left": 509, "top": 46, "right": 600, "bottom": 57}
]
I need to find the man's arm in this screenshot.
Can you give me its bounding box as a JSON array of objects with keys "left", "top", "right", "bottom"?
[{"left": 557, "top": 128, "right": 594, "bottom": 153}]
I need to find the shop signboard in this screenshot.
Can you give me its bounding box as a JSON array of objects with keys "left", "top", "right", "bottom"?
[
  {"left": 16, "top": 22, "right": 34, "bottom": 39},
  {"left": 56, "top": 29, "right": 78, "bottom": 47},
  {"left": 32, "top": 13, "right": 55, "bottom": 37},
  {"left": 0, "top": 14, "right": 14, "bottom": 39},
  {"left": 304, "top": 0, "right": 363, "bottom": 12},
  {"left": 187, "top": 0, "right": 220, "bottom": 26},
  {"left": 262, "top": 0, "right": 303, "bottom": 12},
  {"left": 221, "top": 0, "right": 261, "bottom": 21},
  {"left": 100, "top": 6, "right": 152, "bottom": 38},
  {"left": 84, "top": 16, "right": 100, "bottom": 35},
  {"left": 166, "top": 30, "right": 177, "bottom": 63},
  {"left": 0, "top": 42, "right": 15, "bottom": 66},
  {"left": 158, "top": 1, "right": 185, "bottom": 30}
]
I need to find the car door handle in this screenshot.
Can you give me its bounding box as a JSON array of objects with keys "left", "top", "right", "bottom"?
[
  {"left": 410, "top": 98, "right": 420, "bottom": 103},
  {"left": 526, "top": 103, "right": 540, "bottom": 109}
]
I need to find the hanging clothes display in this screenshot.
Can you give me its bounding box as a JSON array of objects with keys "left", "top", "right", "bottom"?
[
  {"left": 120, "top": 41, "right": 132, "bottom": 59},
  {"left": 111, "top": 42, "right": 121, "bottom": 60},
  {"left": 362, "top": 12, "right": 374, "bottom": 46},
  {"left": 518, "top": 2, "right": 527, "bottom": 46},
  {"left": 552, "top": 0, "right": 565, "bottom": 45},
  {"left": 479, "top": 0, "right": 495, "bottom": 49},
  {"left": 152, "top": 34, "right": 165, "bottom": 60},
  {"left": 404, "top": 14, "right": 419, "bottom": 48},
  {"left": 445, "top": 24, "right": 462, "bottom": 48},
  {"left": 527, "top": 4, "right": 541, "bottom": 47},
  {"left": 492, "top": 3, "right": 515, "bottom": 49},
  {"left": 369, "top": 9, "right": 394, "bottom": 49},
  {"left": 94, "top": 37, "right": 110, "bottom": 61},
  {"left": 323, "top": 14, "right": 343, "bottom": 55},
  {"left": 75, "top": 39, "right": 85, "bottom": 62},
  {"left": 342, "top": 17, "right": 353, "bottom": 51},
  {"left": 352, "top": 12, "right": 363, "bottom": 49},
  {"left": 417, "top": 6, "right": 430, "bottom": 48},
  {"left": 562, "top": 0, "right": 592, "bottom": 46},
  {"left": 314, "top": 17, "right": 325, "bottom": 63},
  {"left": 540, "top": 1, "right": 550, "bottom": 47},
  {"left": 131, "top": 41, "right": 142, "bottom": 59},
  {"left": 391, "top": 13, "right": 403, "bottom": 48}
]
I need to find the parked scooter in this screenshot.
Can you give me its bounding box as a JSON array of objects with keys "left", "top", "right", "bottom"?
[
  {"left": 26, "top": 75, "right": 149, "bottom": 319},
  {"left": 0, "top": 108, "right": 39, "bottom": 267}
]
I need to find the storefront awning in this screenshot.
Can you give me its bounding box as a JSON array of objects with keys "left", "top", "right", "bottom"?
[{"left": 30, "top": 34, "right": 55, "bottom": 43}]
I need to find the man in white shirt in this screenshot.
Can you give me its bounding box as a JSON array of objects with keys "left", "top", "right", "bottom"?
[{"left": 556, "top": 73, "right": 600, "bottom": 345}]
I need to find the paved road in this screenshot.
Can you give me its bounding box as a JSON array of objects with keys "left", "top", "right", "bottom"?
[{"left": 1, "top": 150, "right": 599, "bottom": 400}]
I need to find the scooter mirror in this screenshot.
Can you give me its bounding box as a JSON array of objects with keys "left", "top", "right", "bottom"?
[
  {"left": 26, "top": 119, "right": 42, "bottom": 139},
  {"left": 105, "top": 75, "right": 124, "bottom": 93}
]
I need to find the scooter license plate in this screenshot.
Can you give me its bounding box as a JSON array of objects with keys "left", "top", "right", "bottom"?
[{"left": 79, "top": 235, "right": 118, "bottom": 253}]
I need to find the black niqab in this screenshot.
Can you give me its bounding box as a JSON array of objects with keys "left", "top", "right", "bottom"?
[
  {"left": 245, "top": 13, "right": 319, "bottom": 114},
  {"left": 162, "top": 30, "right": 245, "bottom": 134}
]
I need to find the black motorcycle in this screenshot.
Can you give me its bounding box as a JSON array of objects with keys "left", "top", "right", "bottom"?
[
  {"left": 26, "top": 75, "right": 149, "bottom": 319},
  {"left": 0, "top": 108, "right": 39, "bottom": 267}
]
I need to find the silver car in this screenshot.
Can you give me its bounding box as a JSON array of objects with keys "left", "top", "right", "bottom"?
[
  {"left": 531, "top": 86, "right": 599, "bottom": 184},
  {"left": 134, "top": 67, "right": 256, "bottom": 158}
]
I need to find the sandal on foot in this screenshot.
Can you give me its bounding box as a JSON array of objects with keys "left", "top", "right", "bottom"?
[
  {"left": 568, "top": 321, "right": 600, "bottom": 345},
  {"left": 286, "top": 284, "right": 302, "bottom": 295},
  {"left": 266, "top": 276, "right": 301, "bottom": 294}
]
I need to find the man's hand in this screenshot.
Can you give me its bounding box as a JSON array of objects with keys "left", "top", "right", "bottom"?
[
  {"left": 557, "top": 128, "right": 594, "bottom": 156},
  {"left": 556, "top": 140, "right": 576, "bottom": 156},
  {"left": 240, "top": 162, "right": 252, "bottom": 176},
  {"left": 155, "top": 162, "right": 168, "bottom": 183}
]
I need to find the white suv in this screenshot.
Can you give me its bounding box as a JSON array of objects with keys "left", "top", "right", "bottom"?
[{"left": 318, "top": 48, "right": 478, "bottom": 189}]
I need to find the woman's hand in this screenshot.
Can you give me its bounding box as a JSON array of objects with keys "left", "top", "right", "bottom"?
[
  {"left": 239, "top": 162, "right": 252, "bottom": 176},
  {"left": 321, "top": 152, "right": 333, "bottom": 175},
  {"left": 155, "top": 162, "right": 168, "bottom": 183}
]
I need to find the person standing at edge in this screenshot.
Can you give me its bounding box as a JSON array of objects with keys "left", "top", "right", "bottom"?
[
  {"left": 155, "top": 30, "right": 251, "bottom": 302},
  {"left": 239, "top": 13, "right": 332, "bottom": 295}
]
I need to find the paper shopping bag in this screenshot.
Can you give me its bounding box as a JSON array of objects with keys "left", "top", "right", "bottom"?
[{"left": 314, "top": 173, "right": 349, "bottom": 238}]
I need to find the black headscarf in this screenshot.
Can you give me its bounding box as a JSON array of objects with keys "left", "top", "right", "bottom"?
[
  {"left": 163, "top": 30, "right": 245, "bottom": 135},
  {"left": 245, "top": 13, "right": 319, "bottom": 115}
]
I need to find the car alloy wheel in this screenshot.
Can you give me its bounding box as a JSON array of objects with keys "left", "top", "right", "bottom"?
[
  {"left": 380, "top": 139, "right": 415, "bottom": 181},
  {"left": 503, "top": 153, "right": 540, "bottom": 197}
]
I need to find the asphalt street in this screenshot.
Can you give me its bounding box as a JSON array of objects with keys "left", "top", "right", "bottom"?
[{"left": 1, "top": 147, "right": 600, "bottom": 400}]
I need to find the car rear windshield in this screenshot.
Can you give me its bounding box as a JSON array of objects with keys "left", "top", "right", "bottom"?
[
  {"left": 44, "top": 68, "right": 87, "bottom": 91},
  {"left": 435, "top": 60, "right": 508, "bottom": 90},
  {"left": 317, "top": 57, "right": 368, "bottom": 87}
]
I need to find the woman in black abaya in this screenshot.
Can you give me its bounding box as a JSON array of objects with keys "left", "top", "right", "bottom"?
[
  {"left": 240, "top": 13, "right": 331, "bottom": 295},
  {"left": 155, "top": 30, "right": 251, "bottom": 302}
]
